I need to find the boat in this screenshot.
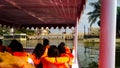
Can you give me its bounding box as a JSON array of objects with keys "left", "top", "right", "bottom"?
[
  {"left": 3, "top": 34, "right": 27, "bottom": 41},
  {"left": 3, "top": 33, "right": 27, "bottom": 46},
  {"left": 0, "top": 0, "right": 117, "bottom": 68}
]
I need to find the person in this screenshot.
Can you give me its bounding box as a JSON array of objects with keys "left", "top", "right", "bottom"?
[
  {"left": 0, "top": 39, "right": 4, "bottom": 52},
  {"left": 43, "top": 39, "right": 49, "bottom": 48},
  {"left": 9, "top": 39, "right": 24, "bottom": 53},
  {"left": 31, "top": 43, "right": 44, "bottom": 68},
  {"left": 9, "top": 39, "right": 34, "bottom": 66},
  {"left": 47, "top": 45, "right": 59, "bottom": 57},
  {"left": 58, "top": 42, "right": 72, "bottom": 54},
  {"left": 0, "top": 52, "right": 35, "bottom": 68},
  {"left": 41, "top": 45, "right": 70, "bottom": 68},
  {"left": 58, "top": 42, "right": 73, "bottom": 56},
  {"left": 58, "top": 42, "right": 74, "bottom": 67},
  {"left": 42, "top": 39, "right": 50, "bottom": 56},
  {"left": 0, "top": 39, "right": 9, "bottom": 52}
]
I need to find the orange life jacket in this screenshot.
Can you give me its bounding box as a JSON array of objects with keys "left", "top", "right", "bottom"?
[
  {"left": 41, "top": 57, "right": 70, "bottom": 68},
  {"left": 60, "top": 53, "right": 74, "bottom": 66},
  {"left": 61, "top": 53, "right": 73, "bottom": 59},
  {"left": 13, "top": 52, "right": 35, "bottom": 68},
  {"left": 65, "top": 46, "right": 71, "bottom": 53},
  {"left": 42, "top": 45, "right": 50, "bottom": 57},
  {"left": 61, "top": 47, "right": 74, "bottom": 66},
  {"left": 64, "top": 46, "right": 74, "bottom": 59},
  {"left": 30, "top": 54, "right": 41, "bottom": 65},
  {"left": 13, "top": 52, "right": 33, "bottom": 64}
]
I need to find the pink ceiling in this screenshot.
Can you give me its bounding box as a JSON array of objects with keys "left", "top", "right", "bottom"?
[{"left": 0, "top": 0, "right": 86, "bottom": 28}]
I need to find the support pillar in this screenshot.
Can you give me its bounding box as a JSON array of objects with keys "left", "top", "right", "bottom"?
[
  {"left": 99, "top": 0, "right": 117, "bottom": 68},
  {"left": 74, "top": 18, "right": 79, "bottom": 63},
  {"left": 72, "top": 18, "right": 79, "bottom": 68}
]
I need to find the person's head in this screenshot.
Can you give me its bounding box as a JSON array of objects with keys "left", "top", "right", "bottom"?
[
  {"left": 58, "top": 42, "right": 66, "bottom": 55},
  {"left": 33, "top": 43, "right": 44, "bottom": 59},
  {"left": 43, "top": 39, "right": 49, "bottom": 47},
  {"left": 58, "top": 42, "right": 65, "bottom": 47},
  {"left": 0, "top": 39, "right": 3, "bottom": 46},
  {"left": 48, "top": 45, "right": 59, "bottom": 57},
  {"left": 9, "top": 39, "right": 23, "bottom": 52}
]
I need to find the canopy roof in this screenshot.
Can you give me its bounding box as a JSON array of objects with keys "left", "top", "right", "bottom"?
[{"left": 0, "top": 0, "right": 86, "bottom": 28}]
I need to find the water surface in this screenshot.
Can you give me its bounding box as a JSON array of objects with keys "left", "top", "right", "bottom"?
[{"left": 3, "top": 39, "right": 100, "bottom": 68}]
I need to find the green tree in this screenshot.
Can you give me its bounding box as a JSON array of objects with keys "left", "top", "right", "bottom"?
[
  {"left": 0, "top": 27, "right": 9, "bottom": 36},
  {"left": 15, "top": 29, "right": 34, "bottom": 35},
  {"left": 117, "top": 7, "right": 120, "bottom": 37},
  {"left": 87, "top": 0, "right": 101, "bottom": 27}
]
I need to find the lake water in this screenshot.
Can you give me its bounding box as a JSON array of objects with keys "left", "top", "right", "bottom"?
[{"left": 3, "top": 39, "right": 120, "bottom": 68}]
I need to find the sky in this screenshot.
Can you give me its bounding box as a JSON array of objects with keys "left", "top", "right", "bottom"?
[
  {"left": 50, "top": 0, "right": 119, "bottom": 34},
  {"left": 117, "top": 0, "right": 120, "bottom": 6},
  {"left": 78, "top": 0, "right": 99, "bottom": 33},
  {"left": 50, "top": 0, "right": 99, "bottom": 34}
]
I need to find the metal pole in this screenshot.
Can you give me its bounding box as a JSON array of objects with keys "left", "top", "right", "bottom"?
[
  {"left": 99, "top": 0, "right": 117, "bottom": 68},
  {"left": 74, "top": 18, "right": 79, "bottom": 63},
  {"left": 72, "top": 18, "right": 79, "bottom": 68}
]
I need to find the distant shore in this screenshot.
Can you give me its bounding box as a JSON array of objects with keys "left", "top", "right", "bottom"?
[
  {"left": 83, "top": 38, "right": 100, "bottom": 43},
  {"left": 83, "top": 38, "right": 120, "bottom": 43}
]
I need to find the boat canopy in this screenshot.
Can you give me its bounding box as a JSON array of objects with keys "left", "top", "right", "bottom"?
[{"left": 0, "top": 0, "right": 86, "bottom": 28}]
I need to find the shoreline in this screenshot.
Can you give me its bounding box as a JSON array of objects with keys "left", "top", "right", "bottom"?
[{"left": 83, "top": 38, "right": 120, "bottom": 43}]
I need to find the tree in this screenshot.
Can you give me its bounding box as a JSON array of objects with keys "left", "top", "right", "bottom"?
[
  {"left": 117, "top": 7, "right": 120, "bottom": 37},
  {"left": 0, "top": 27, "right": 9, "bottom": 36},
  {"left": 15, "top": 29, "right": 34, "bottom": 35},
  {"left": 87, "top": 0, "right": 101, "bottom": 27}
]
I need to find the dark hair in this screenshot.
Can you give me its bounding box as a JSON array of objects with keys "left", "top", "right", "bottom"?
[
  {"left": 48, "top": 45, "right": 59, "bottom": 57},
  {"left": 1, "top": 46, "right": 8, "bottom": 52},
  {"left": 9, "top": 39, "right": 23, "bottom": 52},
  {"left": 58, "top": 42, "right": 66, "bottom": 55},
  {"left": 58, "top": 42, "right": 65, "bottom": 47},
  {"left": 43, "top": 39, "right": 49, "bottom": 47},
  {"left": 32, "top": 43, "right": 44, "bottom": 59},
  {"left": 0, "top": 39, "right": 2, "bottom": 46}
]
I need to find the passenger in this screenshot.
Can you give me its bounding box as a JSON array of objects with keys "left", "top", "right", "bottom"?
[
  {"left": 31, "top": 43, "right": 44, "bottom": 68},
  {"left": 9, "top": 39, "right": 34, "bottom": 66},
  {"left": 47, "top": 45, "right": 59, "bottom": 57},
  {"left": 9, "top": 39, "right": 24, "bottom": 53},
  {"left": 58, "top": 42, "right": 71, "bottom": 53},
  {"left": 0, "top": 39, "right": 9, "bottom": 52},
  {"left": 42, "top": 39, "right": 50, "bottom": 56},
  {"left": 41, "top": 45, "right": 70, "bottom": 68},
  {"left": 0, "top": 39, "right": 4, "bottom": 52},
  {"left": 58, "top": 42, "right": 74, "bottom": 66},
  {"left": 43, "top": 38, "right": 50, "bottom": 48},
  {"left": 58, "top": 42, "right": 73, "bottom": 57}
]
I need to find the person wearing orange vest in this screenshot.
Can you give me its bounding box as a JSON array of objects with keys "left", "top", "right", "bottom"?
[
  {"left": 58, "top": 42, "right": 74, "bottom": 67},
  {"left": 9, "top": 39, "right": 34, "bottom": 68},
  {"left": 0, "top": 39, "right": 10, "bottom": 52},
  {"left": 58, "top": 42, "right": 74, "bottom": 58},
  {"left": 41, "top": 45, "right": 70, "bottom": 68},
  {"left": 42, "top": 39, "right": 50, "bottom": 57},
  {"left": 31, "top": 43, "right": 44, "bottom": 68}
]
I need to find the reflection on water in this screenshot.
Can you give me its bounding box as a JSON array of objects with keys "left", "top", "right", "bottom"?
[
  {"left": 3, "top": 39, "right": 120, "bottom": 68},
  {"left": 3, "top": 39, "right": 99, "bottom": 68},
  {"left": 78, "top": 40, "right": 99, "bottom": 68},
  {"left": 116, "top": 43, "right": 120, "bottom": 68}
]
